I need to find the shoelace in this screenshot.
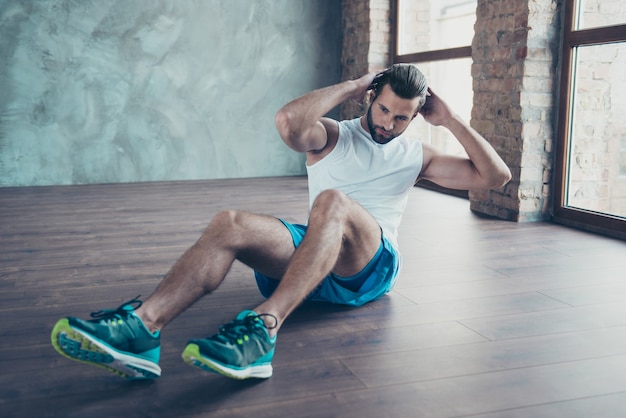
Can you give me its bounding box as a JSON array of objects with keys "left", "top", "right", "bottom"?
[
  {"left": 89, "top": 295, "right": 142, "bottom": 325},
  {"left": 214, "top": 313, "right": 278, "bottom": 344}
]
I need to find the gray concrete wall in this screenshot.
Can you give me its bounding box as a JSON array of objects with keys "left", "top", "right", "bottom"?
[{"left": 0, "top": 0, "right": 342, "bottom": 186}]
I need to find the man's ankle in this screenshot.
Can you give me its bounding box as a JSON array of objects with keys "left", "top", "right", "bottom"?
[
  {"left": 255, "top": 312, "right": 280, "bottom": 338},
  {"left": 135, "top": 308, "right": 160, "bottom": 334}
]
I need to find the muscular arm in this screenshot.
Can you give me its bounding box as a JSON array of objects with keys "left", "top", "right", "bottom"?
[
  {"left": 275, "top": 73, "right": 377, "bottom": 153},
  {"left": 418, "top": 88, "right": 512, "bottom": 190}
]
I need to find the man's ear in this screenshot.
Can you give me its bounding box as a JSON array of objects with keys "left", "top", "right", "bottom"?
[{"left": 361, "top": 90, "right": 375, "bottom": 108}]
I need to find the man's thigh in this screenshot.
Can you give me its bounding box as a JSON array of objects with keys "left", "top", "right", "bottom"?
[{"left": 231, "top": 212, "right": 296, "bottom": 280}]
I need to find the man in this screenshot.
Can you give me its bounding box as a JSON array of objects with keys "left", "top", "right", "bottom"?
[{"left": 51, "top": 64, "right": 511, "bottom": 380}]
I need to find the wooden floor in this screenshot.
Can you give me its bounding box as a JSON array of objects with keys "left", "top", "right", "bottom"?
[{"left": 2, "top": 176, "right": 626, "bottom": 418}]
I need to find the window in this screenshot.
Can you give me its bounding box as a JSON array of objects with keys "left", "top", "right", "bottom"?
[{"left": 554, "top": 0, "right": 626, "bottom": 238}]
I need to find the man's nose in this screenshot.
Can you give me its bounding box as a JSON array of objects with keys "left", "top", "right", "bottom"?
[{"left": 382, "top": 115, "right": 394, "bottom": 131}]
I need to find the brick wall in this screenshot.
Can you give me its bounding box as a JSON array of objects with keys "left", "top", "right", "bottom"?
[
  {"left": 469, "top": 0, "right": 560, "bottom": 221},
  {"left": 340, "top": 0, "right": 391, "bottom": 120},
  {"left": 341, "top": 0, "right": 561, "bottom": 222}
]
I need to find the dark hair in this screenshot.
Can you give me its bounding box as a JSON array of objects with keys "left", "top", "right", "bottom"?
[{"left": 372, "top": 64, "right": 428, "bottom": 108}]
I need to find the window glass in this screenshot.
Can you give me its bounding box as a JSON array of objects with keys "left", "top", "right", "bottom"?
[
  {"left": 397, "top": 0, "right": 477, "bottom": 55},
  {"left": 575, "top": 0, "right": 626, "bottom": 30},
  {"left": 566, "top": 43, "right": 626, "bottom": 218}
]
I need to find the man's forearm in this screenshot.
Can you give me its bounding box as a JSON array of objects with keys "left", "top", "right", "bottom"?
[{"left": 445, "top": 115, "right": 512, "bottom": 188}]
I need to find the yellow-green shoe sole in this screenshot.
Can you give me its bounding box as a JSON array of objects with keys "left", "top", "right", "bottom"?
[
  {"left": 181, "top": 343, "right": 272, "bottom": 380},
  {"left": 51, "top": 318, "right": 161, "bottom": 379}
]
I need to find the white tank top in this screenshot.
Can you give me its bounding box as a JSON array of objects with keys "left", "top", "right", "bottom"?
[{"left": 306, "top": 118, "right": 423, "bottom": 251}]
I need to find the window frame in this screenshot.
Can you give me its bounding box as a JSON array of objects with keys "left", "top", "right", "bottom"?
[{"left": 553, "top": 0, "right": 626, "bottom": 239}]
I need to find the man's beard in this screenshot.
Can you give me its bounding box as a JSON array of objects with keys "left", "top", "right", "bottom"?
[{"left": 366, "top": 107, "right": 398, "bottom": 144}]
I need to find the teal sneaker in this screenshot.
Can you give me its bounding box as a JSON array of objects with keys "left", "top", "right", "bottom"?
[
  {"left": 50, "top": 296, "right": 161, "bottom": 379},
  {"left": 182, "top": 310, "right": 277, "bottom": 380}
]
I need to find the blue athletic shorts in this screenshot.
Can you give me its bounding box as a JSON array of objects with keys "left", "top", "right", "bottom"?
[{"left": 254, "top": 219, "right": 400, "bottom": 307}]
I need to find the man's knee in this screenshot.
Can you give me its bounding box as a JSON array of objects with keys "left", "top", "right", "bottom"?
[
  {"left": 310, "top": 189, "right": 351, "bottom": 219},
  {"left": 204, "top": 210, "right": 247, "bottom": 239},
  {"left": 211, "top": 209, "right": 238, "bottom": 225}
]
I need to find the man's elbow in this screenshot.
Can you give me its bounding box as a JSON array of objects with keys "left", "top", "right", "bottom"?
[
  {"left": 489, "top": 166, "right": 512, "bottom": 189},
  {"left": 274, "top": 109, "right": 293, "bottom": 141},
  {"left": 275, "top": 109, "right": 306, "bottom": 151}
]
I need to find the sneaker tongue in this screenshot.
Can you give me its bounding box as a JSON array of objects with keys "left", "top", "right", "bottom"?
[
  {"left": 236, "top": 310, "right": 257, "bottom": 320},
  {"left": 122, "top": 305, "right": 135, "bottom": 313}
]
